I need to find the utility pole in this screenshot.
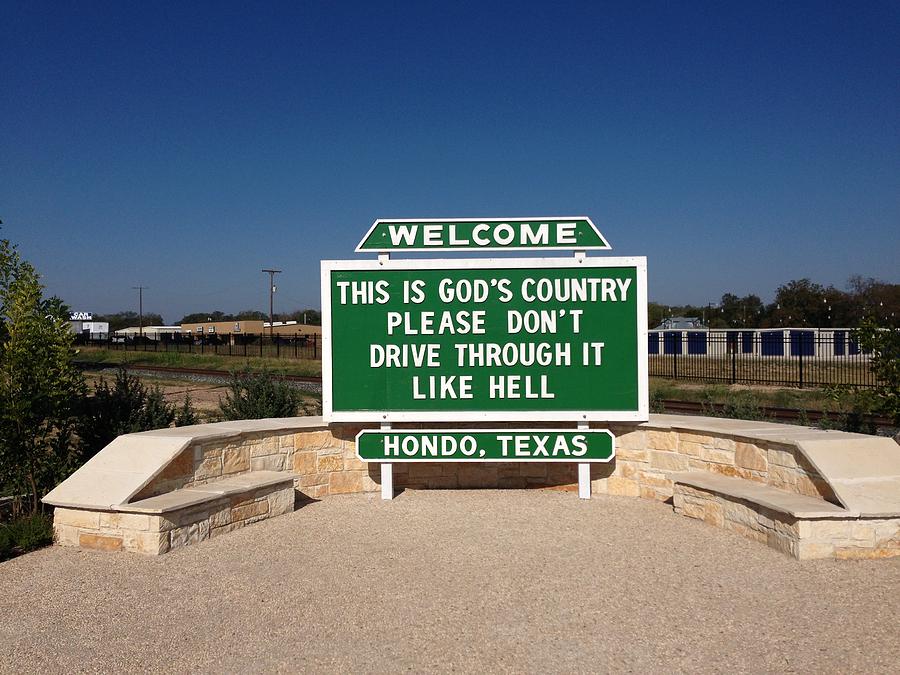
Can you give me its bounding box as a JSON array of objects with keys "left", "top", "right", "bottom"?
[
  {"left": 132, "top": 286, "right": 147, "bottom": 339},
  {"left": 262, "top": 269, "right": 281, "bottom": 337}
]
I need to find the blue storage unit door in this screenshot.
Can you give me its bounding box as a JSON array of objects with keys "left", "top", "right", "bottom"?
[
  {"left": 663, "top": 331, "right": 682, "bottom": 355},
  {"left": 789, "top": 330, "right": 815, "bottom": 356},
  {"left": 741, "top": 331, "right": 754, "bottom": 354},
  {"left": 849, "top": 337, "right": 860, "bottom": 355},
  {"left": 687, "top": 332, "right": 707, "bottom": 354},
  {"left": 648, "top": 333, "right": 659, "bottom": 354},
  {"left": 833, "top": 330, "right": 845, "bottom": 356},
  {"left": 761, "top": 330, "right": 784, "bottom": 356}
]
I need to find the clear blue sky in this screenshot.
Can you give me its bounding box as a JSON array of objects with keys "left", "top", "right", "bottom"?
[{"left": 2, "top": 1, "right": 898, "bottom": 323}]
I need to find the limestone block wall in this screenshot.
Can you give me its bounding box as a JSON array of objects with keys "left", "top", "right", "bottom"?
[
  {"left": 132, "top": 422, "right": 838, "bottom": 506},
  {"left": 597, "top": 426, "right": 839, "bottom": 505},
  {"left": 134, "top": 426, "right": 377, "bottom": 501},
  {"left": 44, "top": 415, "right": 900, "bottom": 560},
  {"left": 674, "top": 483, "right": 900, "bottom": 560},
  {"left": 53, "top": 482, "right": 295, "bottom": 555}
]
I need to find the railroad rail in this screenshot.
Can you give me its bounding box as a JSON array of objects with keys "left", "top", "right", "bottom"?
[
  {"left": 658, "top": 399, "right": 892, "bottom": 428},
  {"left": 76, "top": 362, "right": 322, "bottom": 384},
  {"left": 75, "top": 363, "right": 893, "bottom": 429}
]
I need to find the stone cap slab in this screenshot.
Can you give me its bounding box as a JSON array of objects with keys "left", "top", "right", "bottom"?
[
  {"left": 43, "top": 417, "right": 327, "bottom": 510},
  {"left": 793, "top": 437, "right": 900, "bottom": 517},
  {"left": 644, "top": 414, "right": 900, "bottom": 516},
  {"left": 42, "top": 434, "right": 194, "bottom": 510},
  {"left": 118, "top": 471, "right": 297, "bottom": 514},
  {"left": 670, "top": 471, "right": 851, "bottom": 519}
]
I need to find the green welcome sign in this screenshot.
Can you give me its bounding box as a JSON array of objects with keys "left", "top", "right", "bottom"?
[
  {"left": 321, "top": 256, "right": 648, "bottom": 422},
  {"left": 356, "top": 429, "right": 615, "bottom": 462},
  {"left": 356, "top": 217, "right": 610, "bottom": 252}
]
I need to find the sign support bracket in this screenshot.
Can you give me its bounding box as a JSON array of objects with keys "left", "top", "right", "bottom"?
[
  {"left": 380, "top": 421, "right": 393, "bottom": 500},
  {"left": 577, "top": 421, "right": 591, "bottom": 499},
  {"left": 573, "top": 249, "right": 591, "bottom": 498}
]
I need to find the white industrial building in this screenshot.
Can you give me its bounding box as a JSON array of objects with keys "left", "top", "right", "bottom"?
[
  {"left": 648, "top": 327, "right": 865, "bottom": 358},
  {"left": 68, "top": 312, "right": 109, "bottom": 339}
]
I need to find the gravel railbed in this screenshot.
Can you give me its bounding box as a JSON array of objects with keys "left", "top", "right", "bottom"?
[
  {"left": 95, "top": 366, "right": 322, "bottom": 394},
  {"left": 1, "top": 490, "right": 898, "bottom": 673}
]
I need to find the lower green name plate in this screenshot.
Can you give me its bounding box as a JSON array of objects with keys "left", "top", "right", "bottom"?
[{"left": 355, "top": 429, "right": 615, "bottom": 462}]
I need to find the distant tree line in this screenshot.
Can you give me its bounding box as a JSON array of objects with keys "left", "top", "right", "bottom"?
[
  {"left": 89, "top": 309, "right": 323, "bottom": 331},
  {"left": 97, "top": 275, "right": 897, "bottom": 333},
  {"left": 177, "top": 309, "right": 321, "bottom": 326},
  {"left": 650, "top": 276, "right": 899, "bottom": 329},
  {"left": 94, "top": 311, "right": 166, "bottom": 332}
]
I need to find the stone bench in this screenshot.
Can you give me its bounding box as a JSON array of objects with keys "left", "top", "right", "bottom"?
[
  {"left": 52, "top": 471, "right": 296, "bottom": 555},
  {"left": 670, "top": 471, "right": 898, "bottom": 560},
  {"left": 43, "top": 415, "right": 900, "bottom": 559}
]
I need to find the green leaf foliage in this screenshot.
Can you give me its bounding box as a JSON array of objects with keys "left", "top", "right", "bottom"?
[
  {"left": 175, "top": 392, "right": 200, "bottom": 427},
  {"left": 0, "top": 512, "right": 54, "bottom": 561},
  {"left": 0, "top": 239, "right": 85, "bottom": 515},
  {"left": 854, "top": 320, "right": 900, "bottom": 426},
  {"left": 218, "top": 368, "right": 301, "bottom": 420},
  {"left": 77, "top": 368, "right": 184, "bottom": 458}
]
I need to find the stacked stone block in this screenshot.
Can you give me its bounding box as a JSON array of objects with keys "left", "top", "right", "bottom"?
[
  {"left": 53, "top": 482, "right": 295, "bottom": 555},
  {"left": 592, "top": 427, "right": 838, "bottom": 505},
  {"left": 46, "top": 418, "right": 900, "bottom": 560},
  {"left": 673, "top": 483, "right": 900, "bottom": 560}
]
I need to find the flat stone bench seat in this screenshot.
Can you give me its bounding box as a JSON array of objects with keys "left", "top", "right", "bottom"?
[
  {"left": 51, "top": 471, "right": 297, "bottom": 555},
  {"left": 44, "top": 415, "right": 900, "bottom": 559},
  {"left": 118, "top": 471, "right": 295, "bottom": 514},
  {"left": 670, "top": 471, "right": 849, "bottom": 519},
  {"left": 669, "top": 471, "right": 896, "bottom": 559}
]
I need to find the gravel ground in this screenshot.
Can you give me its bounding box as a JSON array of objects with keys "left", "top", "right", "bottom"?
[{"left": 1, "top": 490, "right": 898, "bottom": 673}]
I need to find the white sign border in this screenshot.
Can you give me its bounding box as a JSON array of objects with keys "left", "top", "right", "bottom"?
[
  {"left": 355, "top": 428, "right": 616, "bottom": 463},
  {"left": 321, "top": 255, "right": 649, "bottom": 423},
  {"left": 354, "top": 216, "right": 612, "bottom": 253}
]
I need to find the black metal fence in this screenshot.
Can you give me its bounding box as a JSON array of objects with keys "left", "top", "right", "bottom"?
[
  {"left": 648, "top": 330, "right": 875, "bottom": 388},
  {"left": 75, "top": 332, "right": 321, "bottom": 360}
]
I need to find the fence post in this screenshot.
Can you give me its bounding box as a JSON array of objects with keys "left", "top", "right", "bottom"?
[
  {"left": 798, "top": 348, "right": 804, "bottom": 389},
  {"left": 731, "top": 348, "right": 736, "bottom": 384},
  {"left": 672, "top": 348, "right": 677, "bottom": 380}
]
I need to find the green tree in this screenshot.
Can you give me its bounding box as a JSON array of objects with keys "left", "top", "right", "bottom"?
[
  {"left": 281, "top": 308, "right": 321, "bottom": 325},
  {"left": 178, "top": 310, "right": 234, "bottom": 324},
  {"left": 236, "top": 309, "right": 267, "bottom": 321},
  {"left": 854, "top": 320, "right": 900, "bottom": 426},
  {"left": 95, "top": 311, "right": 166, "bottom": 332},
  {"left": 0, "top": 239, "right": 85, "bottom": 515}
]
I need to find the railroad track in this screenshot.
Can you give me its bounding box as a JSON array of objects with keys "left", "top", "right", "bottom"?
[
  {"left": 77, "top": 362, "right": 322, "bottom": 384},
  {"left": 659, "top": 399, "right": 893, "bottom": 427},
  {"left": 76, "top": 363, "right": 892, "bottom": 428}
]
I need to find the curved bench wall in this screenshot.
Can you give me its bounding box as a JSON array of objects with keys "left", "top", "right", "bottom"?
[
  {"left": 130, "top": 417, "right": 842, "bottom": 506},
  {"left": 43, "top": 415, "right": 900, "bottom": 559}
]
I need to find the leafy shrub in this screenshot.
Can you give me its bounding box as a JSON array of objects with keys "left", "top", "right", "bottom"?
[
  {"left": 1, "top": 238, "right": 85, "bottom": 515},
  {"left": 0, "top": 512, "right": 53, "bottom": 561},
  {"left": 701, "top": 389, "right": 768, "bottom": 422},
  {"left": 819, "top": 385, "right": 877, "bottom": 435},
  {"left": 175, "top": 392, "right": 200, "bottom": 426},
  {"left": 854, "top": 321, "right": 900, "bottom": 426},
  {"left": 0, "top": 525, "right": 12, "bottom": 560},
  {"left": 218, "top": 368, "right": 302, "bottom": 420},
  {"left": 78, "top": 368, "right": 185, "bottom": 457}
]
